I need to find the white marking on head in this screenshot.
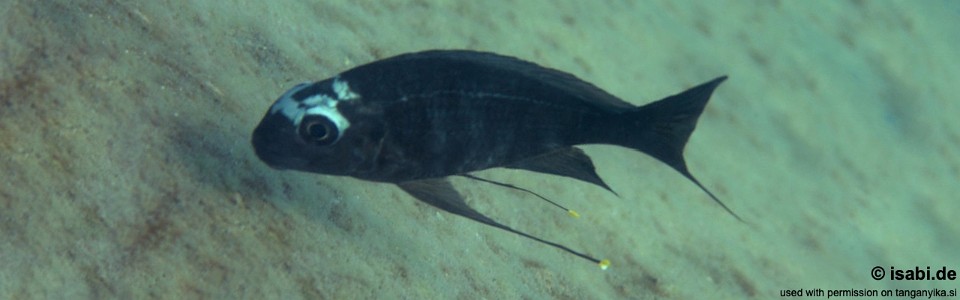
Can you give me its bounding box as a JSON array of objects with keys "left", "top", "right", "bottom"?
[
  {"left": 269, "top": 83, "right": 308, "bottom": 117},
  {"left": 302, "top": 94, "right": 350, "bottom": 137},
  {"left": 333, "top": 77, "right": 359, "bottom": 100},
  {"left": 267, "top": 77, "right": 362, "bottom": 144}
]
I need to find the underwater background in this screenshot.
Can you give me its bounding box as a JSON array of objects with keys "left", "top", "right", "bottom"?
[{"left": 2, "top": 1, "right": 958, "bottom": 298}]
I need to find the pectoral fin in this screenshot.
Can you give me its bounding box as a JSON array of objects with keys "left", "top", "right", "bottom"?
[
  {"left": 505, "top": 147, "right": 616, "bottom": 195},
  {"left": 396, "top": 178, "right": 607, "bottom": 268}
]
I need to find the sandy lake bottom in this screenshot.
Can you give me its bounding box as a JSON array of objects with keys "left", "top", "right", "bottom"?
[{"left": 2, "top": 1, "right": 958, "bottom": 299}]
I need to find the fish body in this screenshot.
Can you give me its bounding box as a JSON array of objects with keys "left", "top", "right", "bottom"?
[{"left": 252, "top": 50, "right": 734, "bottom": 267}]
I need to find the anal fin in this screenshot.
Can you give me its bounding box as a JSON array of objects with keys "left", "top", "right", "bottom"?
[
  {"left": 460, "top": 174, "right": 579, "bottom": 218},
  {"left": 505, "top": 147, "right": 617, "bottom": 195}
]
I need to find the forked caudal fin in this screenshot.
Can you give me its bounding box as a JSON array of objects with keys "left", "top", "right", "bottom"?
[{"left": 612, "top": 76, "right": 744, "bottom": 222}]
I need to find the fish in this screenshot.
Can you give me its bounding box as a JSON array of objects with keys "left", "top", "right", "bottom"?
[{"left": 251, "top": 50, "right": 738, "bottom": 269}]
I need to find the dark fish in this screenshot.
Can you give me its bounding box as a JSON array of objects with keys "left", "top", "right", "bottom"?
[{"left": 251, "top": 50, "right": 737, "bottom": 269}]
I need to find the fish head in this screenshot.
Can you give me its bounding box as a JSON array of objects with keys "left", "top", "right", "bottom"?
[{"left": 252, "top": 78, "right": 383, "bottom": 177}]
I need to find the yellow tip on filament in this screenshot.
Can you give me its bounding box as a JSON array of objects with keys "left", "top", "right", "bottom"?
[
  {"left": 567, "top": 210, "right": 580, "bottom": 218},
  {"left": 599, "top": 259, "right": 610, "bottom": 270}
]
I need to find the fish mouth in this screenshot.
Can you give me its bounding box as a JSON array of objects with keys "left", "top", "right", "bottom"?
[
  {"left": 252, "top": 128, "right": 300, "bottom": 171},
  {"left": 251, "top": 134, "right": 295, "bottom": 169}
]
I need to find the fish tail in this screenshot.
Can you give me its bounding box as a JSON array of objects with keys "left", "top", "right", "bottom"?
[
  {"left": 612, "top": 76, "right": 743, "bottom": 221},
  {"left": 615, "top": 76, "right": 726, "bottom": 170}
]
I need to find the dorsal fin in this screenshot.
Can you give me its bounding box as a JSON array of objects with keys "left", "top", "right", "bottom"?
[{"left": 372, "top": 50, "right": 635, "bottom": 112}]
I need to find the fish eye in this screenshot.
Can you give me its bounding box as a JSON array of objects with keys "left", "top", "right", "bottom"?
[{"left": 298, "top": 115, "right": 339, "bottom": 146}]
